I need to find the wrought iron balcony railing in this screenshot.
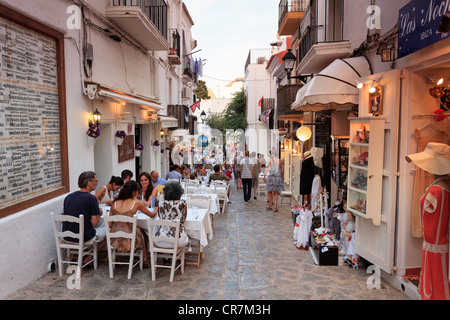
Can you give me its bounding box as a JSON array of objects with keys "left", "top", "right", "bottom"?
[
  {"left": 112, "top": 0, "right": 168, "bottom": 40},
  {"left": 278, "top": 0, "right": 308, "bottom": 30}
]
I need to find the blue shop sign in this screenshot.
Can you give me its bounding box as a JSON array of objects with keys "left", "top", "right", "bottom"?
[{"left": 398, "top": 0, "right": 450, "bottom": 58}]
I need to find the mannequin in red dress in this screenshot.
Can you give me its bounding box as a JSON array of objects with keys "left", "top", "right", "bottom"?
[{"left": 406, "top": 143, "right": 450, "bottom": 300}]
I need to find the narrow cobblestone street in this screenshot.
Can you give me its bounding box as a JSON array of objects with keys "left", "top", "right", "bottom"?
[{"left": 6, "top": 186, "right": 410, "bottom": 301}]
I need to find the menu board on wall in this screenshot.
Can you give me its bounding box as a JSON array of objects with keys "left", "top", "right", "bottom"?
[{"left": 0, "top": 16, "right": 62, "bottom": 210}]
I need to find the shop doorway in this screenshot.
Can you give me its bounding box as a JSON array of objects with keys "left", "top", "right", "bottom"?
[{"left": 135, "top": 124, "right": 142, "bottom": 178}]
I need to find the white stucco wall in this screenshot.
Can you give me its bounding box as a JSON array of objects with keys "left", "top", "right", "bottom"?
[{"left": 0, "top": 0, "right": 196, "bottom": 298}]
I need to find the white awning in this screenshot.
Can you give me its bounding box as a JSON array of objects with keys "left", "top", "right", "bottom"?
[
  {"left": 159, "top": 116, "right": 178, "bottom": 128},
  {"left": 291, "top": 57, "right": 371, "bottom": 112},
  {"left": 97, "top": 89, "right": 162, "bottom": 111},
  {"left": 171, "top": 129, "right": 189, "bottom": 138}
]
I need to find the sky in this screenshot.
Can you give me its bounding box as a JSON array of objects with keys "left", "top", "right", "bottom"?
[{"left": 183, "top": 0, "right": 279, "bottom": 97}]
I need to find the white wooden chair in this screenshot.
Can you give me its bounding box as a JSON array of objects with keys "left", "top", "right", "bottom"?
[
  {"left": 257, "top": 176, "right": 267, "bottom": 196},
  {"left": 147, "top": 219, "right": 185, "bottom": 282},
  {"left": 280, "top": 191, "right": 293, "bottom": 206},
  {"left": 187, "top": 194, "right": 211, "bottom": 211},
  {"left": 51, "top": 212, "right": 98, "bottom": 278},
  {"left": 186, "top": 185, "right": 199, "bottom": 195},
  {"left": 104, "top": 214, "right": 143, "bottom": 279},
  {"left": 212, "top": 185, "right": 228, "bottom": 214}
]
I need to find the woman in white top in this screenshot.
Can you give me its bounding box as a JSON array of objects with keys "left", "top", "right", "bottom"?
[
  {"left": 138, "top": 172, "right": 159, "bottom": 206},
  {"left": 95, "top": 175, "right": 124, "bottom": 205}
]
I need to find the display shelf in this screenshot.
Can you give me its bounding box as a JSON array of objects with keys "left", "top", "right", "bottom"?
[{"left": 347, "top": 117, "right": 385, "bottom": 225}]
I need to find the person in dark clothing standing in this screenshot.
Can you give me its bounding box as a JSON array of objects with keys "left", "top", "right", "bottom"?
[{"left": 240, "top": 151, "right": 254, "bottom": 204}]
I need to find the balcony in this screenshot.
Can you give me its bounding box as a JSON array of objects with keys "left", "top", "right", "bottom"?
[
  {"left": 168, "top": 28, "right": 181, "bottom": 65},
  {"left": 260, "top": 98, "right": 275, "bottom": 129},
  {"left": 278, "top": 0, "right": 307, "bottom": 36},
  {"left": 277, "top": 84, "right": 303, "bottom": 120},
  {"left": 107, "top": 0, "right": 169, "bottom": 51},
  {"left": 295, "top": 0, "right": 351, "bottom": 74},
  {"left": 244, "top": 48, "right": 272, "bottom": 72}
]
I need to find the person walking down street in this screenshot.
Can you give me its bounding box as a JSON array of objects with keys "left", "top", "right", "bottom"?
[
  {"left": 265, "top": 148, "right": 284, "bottom": 212},
  {"left": 251, "top": 152, "right": 261, "bottom": 200},
  {"left": 240, "top": 151, "right": 254, "bottom": 204},
  {"left": 233, "top": 154, "right": 242, "bottom": 189}
]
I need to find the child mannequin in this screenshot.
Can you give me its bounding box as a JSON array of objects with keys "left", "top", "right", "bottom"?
[{"left": 341, "top": 209, "right": 359, "bottom": 268}]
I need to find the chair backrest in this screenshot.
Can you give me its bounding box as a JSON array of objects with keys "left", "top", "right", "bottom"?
[
  {"left": 104, "top": 214, "right": 138, "bottom": 252},
  {"left": 211, "top": 180, "right": 226, "bottom": 185},
  {"left": 213, "top": 186, "right": 228, "bottom": 195},
  {"left": 186, "top": 185, "right": 198, "bottom": 194},
  {"left": 187, "top": 196, "right": 210, "bottom": 211},
  {"left": 51, "top": 212, "right": 85, "bottom": 245},
  {"left": 168, "top": 178, "right": 180, "bottom": 182},
  {"left": 147, "top": 219, "right": 181, "bottom": 251},
  {"left": 185, "top": 179, "right": 199, "bottom": 185}
]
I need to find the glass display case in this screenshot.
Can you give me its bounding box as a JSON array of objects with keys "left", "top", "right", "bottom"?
[
  {"left": 331, "top": 135, "right": 349, "bottom": 189},
  {"left": 347, "top": 118, "right": 385, "bottom": 224}
]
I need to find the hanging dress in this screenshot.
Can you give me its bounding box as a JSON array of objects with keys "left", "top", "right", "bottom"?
[
  {"left": 311, "top": 175, "right": 321, "bottom": 214},
  {"left": 295, "top": 207, "right": 312, "bottom": 248},
  {"left": 411, "top": 129, "right": 448, "bottom": 238},
  {"left": 418, "top": 180, "right": 450, "bottom": 300},
  {"left": 109, "top": 201, "right": 145, "bottom": 252}
]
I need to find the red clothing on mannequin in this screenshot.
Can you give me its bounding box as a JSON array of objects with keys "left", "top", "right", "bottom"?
[{"left": 419, "top": 181, "right": 450, "bottom": 300}]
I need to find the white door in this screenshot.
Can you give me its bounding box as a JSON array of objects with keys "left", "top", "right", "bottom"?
[{"left": 354, "top": 69, "right": 401, "bottom": 274}]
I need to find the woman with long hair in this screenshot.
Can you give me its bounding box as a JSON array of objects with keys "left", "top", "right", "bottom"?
[
  {"left": 110, "top": 180, "right": 157, "bottom": 266},
  {"left": 95, "top": 175, "right": 124, "bottom": 205},
  {"left": 137, "top": 172, "right": 158, "bottom": 207}
]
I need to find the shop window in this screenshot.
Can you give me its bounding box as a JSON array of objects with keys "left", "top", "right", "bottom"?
[{"left": 0, "top": 5, "right": 69, "bottom": 218}]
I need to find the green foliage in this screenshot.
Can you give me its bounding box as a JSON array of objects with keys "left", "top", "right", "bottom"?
[
  {"left": 205, "top": 88, "right": 247, "bottom": 134},
  {"left": 194, "top": 80, "right": 211, "bottom": 100}
]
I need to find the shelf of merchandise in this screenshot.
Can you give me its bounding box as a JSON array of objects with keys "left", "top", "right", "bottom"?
[{"left": 347, "top": 117, "right": 385, "bottom": 225}]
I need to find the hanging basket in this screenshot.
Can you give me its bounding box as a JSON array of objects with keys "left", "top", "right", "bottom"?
[
  {"left": 115, "top": 137, "right": 124, "bottom": 146},
  {"left": 87, "top": 135, "right": 97, "bottom": 147},
  {"left": 135, "top": 150, "right": 142, "bottom": 157}
]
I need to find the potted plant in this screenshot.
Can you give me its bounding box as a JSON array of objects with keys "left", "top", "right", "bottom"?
[
  {"left": 152, "top": 140, "right": 160, "bottom": 151},
  {"left": 87, "top": 124, "right": 100, "bottom": 146},
  {"left": 135, "top": 143, "right": 144, "bottom": 157},
  {"left": 115, "top": 130, "right": 126, "bottom": 145}
]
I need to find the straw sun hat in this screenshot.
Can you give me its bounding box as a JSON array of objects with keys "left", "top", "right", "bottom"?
[{"left": 405, "top": 143, "right": 450, "bottom": 175}]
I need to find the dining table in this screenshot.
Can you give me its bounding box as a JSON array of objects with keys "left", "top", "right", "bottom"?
[{"left": 100, "top": 203, "right": 213, "bottom": 268}]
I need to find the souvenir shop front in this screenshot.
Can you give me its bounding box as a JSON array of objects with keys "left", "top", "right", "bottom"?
[
  {"left": 290, "top": 19, "right": 450, "bottom": 298},
  {"left": 346, "top": 2, "right": 450, "bottom": 298},
  {"left": 289, "top": 57, "right": 371, "bottom": 266}
]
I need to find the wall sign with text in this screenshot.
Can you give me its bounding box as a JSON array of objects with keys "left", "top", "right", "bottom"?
[{"left": 398, "top": 0, "right": 450, "bottom": 58}]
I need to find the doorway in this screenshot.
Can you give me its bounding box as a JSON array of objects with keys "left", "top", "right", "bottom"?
[{"left": 135, "top": 124, "right": 142, "bottom": 178}]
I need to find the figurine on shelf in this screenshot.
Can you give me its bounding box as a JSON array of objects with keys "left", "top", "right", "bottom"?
[{"left": 351, "top": 171, "right": 367, "bottom": 190}]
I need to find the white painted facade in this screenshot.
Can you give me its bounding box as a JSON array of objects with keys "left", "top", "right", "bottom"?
[
  {"left": 244, "top": 62, "right": 273, "bottom": 158},
  {"left": 0, "top": 0, "right": 198, "bottom": 298}
]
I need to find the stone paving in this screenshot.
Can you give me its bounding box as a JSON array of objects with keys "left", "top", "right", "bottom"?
[{"left": 6, "top": 185, "right": 409, "bottom": 300}]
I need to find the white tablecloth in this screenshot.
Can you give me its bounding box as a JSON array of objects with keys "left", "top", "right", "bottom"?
[
  {"left": 101, "top": 203, "right": 214, "bottom": 248},
  {"left": 136, "top": 208, "right": 212, "bottom": 248}
]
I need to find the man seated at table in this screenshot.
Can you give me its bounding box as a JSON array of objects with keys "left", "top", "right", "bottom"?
[
  {"left": 166, "top": 165, "right": 182, "bottom": 181},
  {"left": 209, "top": 164, "right": 231, "bottom": 202},
  {"left": 63, "top": 171, "right": 106, "bottom": 262},
  {"left": 150, "top": 170, "right": 167, "bottom": 194}
]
